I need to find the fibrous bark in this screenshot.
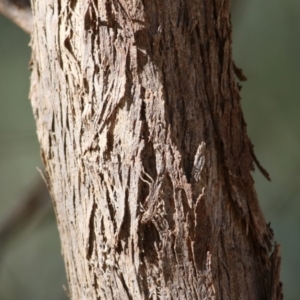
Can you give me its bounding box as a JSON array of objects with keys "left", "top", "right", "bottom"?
[{"left": 29, "top": 1, "right": 282, "bottom": 299}]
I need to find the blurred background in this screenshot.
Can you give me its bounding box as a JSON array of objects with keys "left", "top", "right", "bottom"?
[{"left": 0, "top": 0, "right": 299, "bottom": 299}]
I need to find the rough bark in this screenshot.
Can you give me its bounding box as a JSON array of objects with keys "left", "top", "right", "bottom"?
[{"left": 29, "top": 0, "right": 282, "bottom": 299}]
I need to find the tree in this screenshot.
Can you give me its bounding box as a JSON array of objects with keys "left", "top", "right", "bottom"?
[{"left": 1, "top": 0, "right": 282, "bottom": 299}]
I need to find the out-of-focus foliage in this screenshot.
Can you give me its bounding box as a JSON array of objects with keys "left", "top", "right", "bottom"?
[{"left": 0, "top": 0, "right": 299, "bottom": 298}]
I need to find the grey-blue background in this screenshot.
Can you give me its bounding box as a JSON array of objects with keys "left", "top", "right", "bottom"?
[{"left": 0, "top": 1, "right": 299, "bottom": 298}]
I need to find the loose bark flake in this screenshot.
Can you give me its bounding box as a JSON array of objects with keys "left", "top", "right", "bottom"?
[{"left": 30, "top": 1, "right": 282, "bottom": 299}]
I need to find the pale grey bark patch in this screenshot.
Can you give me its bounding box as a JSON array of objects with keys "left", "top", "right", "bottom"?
[{"left": 192, "top": 142, "right": 206, "bottom": 182}]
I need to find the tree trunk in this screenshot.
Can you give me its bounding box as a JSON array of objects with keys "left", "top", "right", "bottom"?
[{"left": 29, "top": 0, "right": 282, "bottom": 299}]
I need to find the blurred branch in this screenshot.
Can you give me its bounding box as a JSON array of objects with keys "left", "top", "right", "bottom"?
[
  {"left": 0, "top": 177, "right": 51, "bottom": 249},
  {"left": 0, "top": 0, "right": 32, "bottom": 34},
  {"left": 250, "top": 142, "right": 271, "bottom": 181}
]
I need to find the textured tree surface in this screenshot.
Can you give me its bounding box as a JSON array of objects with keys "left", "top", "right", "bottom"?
[{"left": 30, "top": 0, "right": 282, "bottom": 299}]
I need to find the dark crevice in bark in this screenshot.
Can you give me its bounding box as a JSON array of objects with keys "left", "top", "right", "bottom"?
[
  {"left": 86, "top": 202, "right": 97, "bottom": 259},
  {"left": 141, "top": 223, "right": 160, "bottom": 261},
  {"left": 106, "top": 188, "right": 117, "bottom": 233},
  {"left": 160, "top": 173, "right": 175, "bottom": 231},
  {"left": 115, "top": 185, "right": 131, "bottom": 250},
  {"left": 118, "top": 271, "right": 132, "bottom": 300},
  {"left": 124, "top": 53, "right": 134, "bottom": 108},
  {"left": 194, "top": 195, "right": 212, "bottom": 270},
  {"left": 93, "top": 273, "right": 100, "bottom": 300},
  {"left": 51, "top": 111, "right": 55, "bottom": 133},
  {"left": 72, "top": 186, "right": 76, "bottom": 223},
  {"left": 177, "top": 2, "right": 189, "bottom": 29},
  {"left": 64, "top": 32, "right": 74, "bottom": 55},
  {"left": 68, "top": 0, "right": 77, "bottom": 11},
  {"left": 57, "top": 0, "right": 61, "bottom": 15},
  {"left": 141, "top": 140, "right": 157, "bottom": 184},
  {"left": 137, "top": 174, "right": 150, "bottom": 209},
  {"left": 63, "top": 132, "right": 67, "bottom": 165},
  {"left": 180, "top": 189, "right": 192, "bottom": 221},
  {"left": 105, "top": 123, "right": 114, "bottom": 161},
  {"left": 66, "top": 107, "right": 70, "bottom": 131},
  {"left": 84, "top": 2, "right": 97, "bottom": 31},
  {"left": 83, "top": 77, "right": 89, "bottom": 94},
  {"left": 105, "top": 2, "right": 122, "bottom": 31},
  {"left": 139, "top": 221, "right": 161, "bottom": 296}
]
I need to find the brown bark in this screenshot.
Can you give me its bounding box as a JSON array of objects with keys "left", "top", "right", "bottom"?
[{"left": 29, "top": 0, "right": 282, "bottom": 299}]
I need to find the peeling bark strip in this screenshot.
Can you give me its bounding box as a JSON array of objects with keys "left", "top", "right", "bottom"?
[{"left": 30, "top": 1, "right": 282, "bottom": 299}]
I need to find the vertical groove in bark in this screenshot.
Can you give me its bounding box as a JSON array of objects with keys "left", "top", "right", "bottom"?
[{"left": 30, "top": 0, "right": 282, "bottom": 299}]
